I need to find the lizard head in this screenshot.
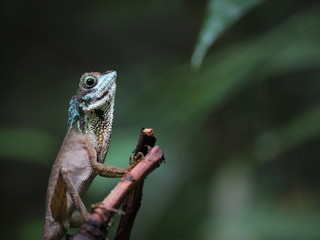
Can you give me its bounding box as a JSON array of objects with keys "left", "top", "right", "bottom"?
[
  {"left": 77, "top": 71, "right": 117, "bottom": 111},
  {"left": 68, "top": 71, "right": 117, "bottom": 161}
]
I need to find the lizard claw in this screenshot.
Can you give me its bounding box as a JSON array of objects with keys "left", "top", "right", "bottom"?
[{"left": 129, "top": 151, "right": 144, "bottom": 164}]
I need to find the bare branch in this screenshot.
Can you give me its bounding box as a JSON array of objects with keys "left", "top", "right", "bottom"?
[
  {"left": 115, "top": 128, "right": 158, "bottom": 240},
  {"left": 71, "top": 128, "right": 164, "bottom": 240}
]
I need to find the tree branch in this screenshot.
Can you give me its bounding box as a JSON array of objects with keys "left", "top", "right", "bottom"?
[
  {"left": 115, "top": 128, "right": 158, "bottom": 240},
  {"left": 71, "top": 128, "right": 164, "bottom": 240}
]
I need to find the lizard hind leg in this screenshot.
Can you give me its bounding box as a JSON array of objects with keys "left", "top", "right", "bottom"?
[
  {"left": 50, "top": 172, "right": 68, "bottom": 222},
  {"left": 60, "top": 168, "right": 90, "bottom": 220}
]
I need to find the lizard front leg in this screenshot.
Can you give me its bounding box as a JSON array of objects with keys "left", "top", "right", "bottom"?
[{"left": 86, "top": 141, "right": 140, "bottom": 178}]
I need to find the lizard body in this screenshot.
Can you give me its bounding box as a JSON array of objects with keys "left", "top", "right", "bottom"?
[{"left": 41, "top": 71, "right": 130, "bottom": 240}]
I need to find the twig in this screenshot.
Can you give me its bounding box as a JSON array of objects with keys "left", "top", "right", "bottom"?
[
  {"left": 115, "top": 128, "right": 157, "bottom": 240},
  {"left": 71, "top": 129, "right": 164, "bottom": 240}
]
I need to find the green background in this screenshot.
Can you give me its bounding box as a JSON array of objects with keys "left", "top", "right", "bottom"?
[{"left": 1, "top": 0, "right": 320, "bottom": 239}]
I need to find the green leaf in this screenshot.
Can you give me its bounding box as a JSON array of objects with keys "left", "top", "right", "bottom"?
[
  {"left": 173, "top": 4, "right": 320, "bottom": 126},
  {"left": 191, "top": 0, "right": 264, "bottom": 69}
]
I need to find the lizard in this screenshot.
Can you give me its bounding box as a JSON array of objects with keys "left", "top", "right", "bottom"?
[{"left": 41, "top": 71, "right": 135, "bottom": 240}]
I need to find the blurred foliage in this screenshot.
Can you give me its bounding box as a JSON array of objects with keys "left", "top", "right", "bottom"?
[
  {"left": 1, "top": 0, "right": 320, "bottom": 240},
  {"left": 0, "top": 128, "right": 58, "bottom": 165},
  {"left": 191, "top": 0, "right": 264, "bottom": 68}
]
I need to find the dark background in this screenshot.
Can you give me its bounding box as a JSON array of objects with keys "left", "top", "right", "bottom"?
[{"left": 1, "top": 0, "right": 320, "bottom": 239}]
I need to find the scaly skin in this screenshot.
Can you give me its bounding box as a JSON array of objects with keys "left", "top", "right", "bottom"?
[{"left": 41, "top": 71, "right": 130, "bottom": 240}]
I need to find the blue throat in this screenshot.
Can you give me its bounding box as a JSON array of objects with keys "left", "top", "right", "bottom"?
[{"left": 67, "top": 96, "right": 84, "bottom": 133}]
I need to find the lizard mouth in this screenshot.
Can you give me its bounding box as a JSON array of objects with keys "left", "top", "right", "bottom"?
[{"left": 94, "top": 71, "right": 116, "bottom": 99}]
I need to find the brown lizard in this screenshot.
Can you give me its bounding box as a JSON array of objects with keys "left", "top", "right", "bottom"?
[{"left": 41, "top": 71, "right": 134, "bottom": 240}]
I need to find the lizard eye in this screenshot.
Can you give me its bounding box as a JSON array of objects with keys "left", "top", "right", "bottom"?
[{"left": 83, "top": 76, "right": 97, "bottom": 88}]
